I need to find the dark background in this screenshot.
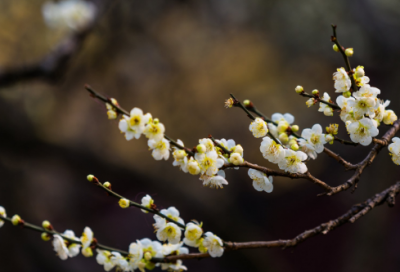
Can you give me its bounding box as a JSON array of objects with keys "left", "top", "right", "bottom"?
[{"left": 1, "top": 0, "right": 400, "bottom": 271}]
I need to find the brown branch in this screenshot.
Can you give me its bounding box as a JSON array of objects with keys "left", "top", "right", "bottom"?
[
  {"left": 323, "top": 147, "right": 357, "bottom": 170},
  {"left": 334, "top": 136, "right": 358, "bottom": 146},
  {"left": 0, "top": 0, "right": 110, "bottom": 88},
  {"left": 299, "top": 92, "right": 341, "bottom": 110},
  {"left": 326, "top": 119, "right": 400, "bottom": 196},
  {"left": 159, "top": 181, "right": 400, "bottom": 262}
]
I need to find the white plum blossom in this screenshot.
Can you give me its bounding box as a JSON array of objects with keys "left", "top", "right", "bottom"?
[
  {"left": 110, "top": 252, "right": 129, "bottom": 271},
  {"left": 80, "top": 227, "right": 93, "bottom": 252},
  {"left": 347, "top": 117, "right": 379, "bottom": 146},
  {"left": 96, "top": 250, "right": 115, "bottom": 271},
  {"left": 306, "top": 98, "right": 315, "bottom": 107},
  {"left": 249, "top": 117, "right": 268, "bottom": 138},
  {"left": 148, "top": 138, "right": 170, "bottom": 160},
  {"left": 157, "top": 222, "right": 182, "bottom": 244},
  {"left": 388, "top": 137, "right": 400, "bottom": 165},
  {"left": 128, "top": 241, "right": 144, "bottom": 270},
  {"left": 267, "top": 123, "right": 279, "bottom": 138},
  {"left": 260, "top": 137, "right": 284, "bottom": 163},
  {"left": 271, "top": 113, "right": 295, "bottom": 125},
  {"left": 215, "top": 138, "right": 236, "bottom": 152},
  {"left": 161, "top": 259, "right": 187, "bottom": 271},
  {"left": 140, "top": 238, "right": 164, "bottom": 261},
  {"left": 172, "top": 139, "right": 188, "bottom": 172},
  {"left": 143, "top": 120, "right": 165, "bottom": 141},
  {"left": 141, "top": 194, "right": 154, "bottom": 213},
  {"left": 199, "top": 138, "right": 215, "bottom": 152},
  {"left": 200, "top": 170, "right": 228, "bottom": 189},
  {"left": 202, "top": 232, "right": 224, "bottom": 258},
  {"left": 333, "top": 67, "right": 351, "bottom": 93},
  {"left": 351, "top": 92, "right": 377, "bottom": 119},
  {"left": 158, "top": 207, "right": 185, "bottom": 226},
  {"left": 62, "top": 230, "right": 81, "bottom": 258},
  {"left": 161, "top": 242, "right": 189, "bottom": 256},
  {"left": 118, "top": 108, "right": 151, "bottom": 140},
  {"left": 355, "top": 84, "right": 380, "bottom": 100},
  {"left": 318, "top": 93, "right": 333, "bottom": 116},
  {"left": 298, "top": 124, "right": 326, "bottom": 159},
  {"left": 374, "top": 100, "right": 390, "bottom": 123},
  {"left": 248, "top": 169, "right": 273, "bottom": 193},
  {"left": 0, "top": 206, "right": 6, "bottom": 228},
  {"left": 278, "top": 149, "right": 308, "bottom": 174},
  {"left": 183, "top": 222, "right": 203, "bottom": 247},
  {"left": 52, "top": 235, "right": 70, "bottom": 260},
  {"left": 383, "top": 110, "right": 398, "bottom": 125},
  {"left": 229, "top": 152, "right": 244, "bottom": 165},
  {"left": 337, "top": 95, "right": 356, "bottom": 122},
  {"left": 42, "top": 0, "right": 96, "bottom": 31},
  {"left": 187, "top": 157, "right": 201, "bottom": 175},
  {"left": 195, "top": 150, "right": 224, "bottom": 176}
]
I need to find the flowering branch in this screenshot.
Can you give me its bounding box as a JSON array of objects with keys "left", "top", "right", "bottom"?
[
  {"left": 331, "top": 25, "right": 358, "bottom": 93},
  {"left": 299, "top": 91, "right": 341, "bottom": 110},
  {"left": 85, "top": 85, "right": 195, "bottom": 157},
  {"left": 156, "top": 181, "right": 400, "bottom": 262},
  {"left": 0, "top": 214, "right": 129, "bottom": 256},
  {"left": 87, "top": 175, "right": 186, "bottom": 229}
]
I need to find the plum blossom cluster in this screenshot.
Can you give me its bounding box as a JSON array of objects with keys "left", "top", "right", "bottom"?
[
  {"left": 42, "top": 0, "right": 96, "bottom": 31},
  {"left": 299, "top": 63, "right": 398, "bottom": 147},
  {"left": 114, "top": 105, "right": 246, "bottom": 189}
]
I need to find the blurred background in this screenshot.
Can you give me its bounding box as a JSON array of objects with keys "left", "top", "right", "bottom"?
[{"left": 1, "top": 0, "right": 400, "bottom": 271}]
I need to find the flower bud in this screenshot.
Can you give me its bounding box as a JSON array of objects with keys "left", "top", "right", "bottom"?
[
  {"left": 278, "top": 133, "right": 289, "bottom": 144},
  {"left": 230, "top": 153, "right": 244, "bottom": 165},
  {"left": 119, "top": 198, "right": 130, "bottom": 209},
  {"left": 306, "top": 98, "right": 315, "bottom": 107},
  {"left": 144, "top": 251, "right": 153, "bottom": 261},
  {"left": 103, "top": 181, "right": 111, "bottom": 189},
  {"left": 343, "top": 91, "right": 352, "bottom": 98},
  {"left": 383, "top": 110, "right": 398, "bottom": 125},
  {"left": 87, "top": 175, "right": 94, "bottom": 182},
  {"left": 107, "top": 110, "right": 117, "bottom": 120},
  {"left": 196, "top": 144, "right": 207, "bottom": 153},
  {"left": 325, "top": 134, "right": 334, "bottom": 143},
  {"left": 243, "top": 100, "right": 251, "bottom": 106},
  {"left": 42, "top": 220, "right": 51, "bottom": 229},
  {"left": 11, "top": 215, "right": 21, "bottom": 226},
  {"left": 174, "top": 150, "right": 186, "bottom": 160},
  {"left": 82, "top": 247, "right": 93, "bottom": 257},
  {"left": 295, "top": 86, "right": 303, "bottom": 93},
  {"left": 333, "top": 44, "right": 339, "bottom": 52},
  {"left": 232, "top": 145, "right": 243, "bottom": 156},
  {"left": 345, "top": 48, "right": 353, "bottom": 57},
  {"left": 291, "top": 143, "right": 299, "bottom": 151},
  {"left": 187, "top": 159, "right": 200, "bottom": 175},
  {"left": 311, "top": 89, "right": 319, "bottom": 96},
  {"left": 153, "top": 118, "right": 159, "bottom": 124},
  {"left": 41, "top": 232, "right": 51, "bottom": 241},
  {"left": 354, "top": 66, "right": 365, "bottom": 79},
  {"left": 291, "top": 125, "right": 299, "bottom": 132}
]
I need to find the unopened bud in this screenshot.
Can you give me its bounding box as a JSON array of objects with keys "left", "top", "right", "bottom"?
[
  {"left": 153, "top": 118, "right": 159, "bottom": 124},
  {"left": 343, "top": 91, "right": 352, "bottom": 98},
  {"left": 232, "top": 144, "right": 243, "bottom": 156},
  {"left": 354, "top": 66, "right": 365, "bottom": 79},
  {"left": 11, "top": 215, "right": 21, "bottom": 226},
  {"left": 42, "top": 220, "right": 51, "bottom": 229},
  {"left": 243, "top": 100, "right": 251, "bottom": 106},
  {"left": 278, "top": 133, "right": 289, "bottom": 144},
  {"left": 333, "top": 44, "right": 339, "bottom": 52},
  {"left": 119, "top": 198, "right": 130, "bottom": 209},
  {"left": 144, "top": 251, "right": 153, "bottom": 261},
  {"left": 41, "top": 232, "right": 51, "bottom": 241},
  {"left": 312, "top": 89, "right": 319, "bottom": 96},
  {"left": 291, "top": 143, "right": 299, "bottom": 151},
  {"left": 230, "top": 153, "right": 244, "bottom": 165},
  {"left": 345, "top": 48, "right": 354, "bottom": 57},
  {"left": 107, "top": 110, "right": 117, "bottom": 120},
  {"left": 174, "top": 150, "right": 186, "bottom": 160},
  {"left": 325, "top": 134, "right": 334, "bottom": 143},
  {"left": 277, "top": 121, "right": 289, "bottom": 133},
  {"left": 306, "top": 98, "right": 315, "bottom": 107},
  {"left": 82, "top": 247, "right": 93, "bottom": 257},
  {"left": 87, "top": 175, "right": 95, "bottom": 182},
  {"left": 291, "top": 125, "right": 299, "bottom": 132},
  {"left": 295, "top": 86, "right": 303, "bottom": 94},
  {"left": 103, "top": 182, "right": 111, "bottom": 189},
  {"left": 196, "top": 144, "right": 207, "bottom": 153}
]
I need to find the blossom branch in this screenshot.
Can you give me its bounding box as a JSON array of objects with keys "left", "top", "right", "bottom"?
[
  {"left": 87, "top": 175, "right": 186, "bottom": 229},
  {"left": 299, "top": 91, "right": 341, "bottom": 110},
  {"left": 0, "top": 214, "right": 129, "bottom": 256},
  {"left": 331, "top": 25, "right": 358, "bottom": 93},
  {"left": 323, "top": 147, "right": 357, "bottom": 170},
  {"left": 333, "top": 136, "right": 358, "bottom": 146},
  {"left": 85, "top": 85, "right": 195, "bottom": 157},
  {"left": 158, "top": 181, "right": 400, "bottom": 262}
]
